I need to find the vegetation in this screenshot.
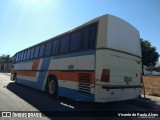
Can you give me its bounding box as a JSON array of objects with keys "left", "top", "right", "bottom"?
[
  {"left": 141, "top": 39, "right": 159, "bottom": 67},
  {"left": 0, "top": 54, "right": 11, "bottom": 72}
]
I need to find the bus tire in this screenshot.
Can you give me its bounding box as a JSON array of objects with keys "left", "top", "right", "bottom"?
[
  {"left": 48, "top": 79, "right": 58, "bottom": 98},
  {"left": 14, "top": 73, "right": 18, "bottom": 84}
]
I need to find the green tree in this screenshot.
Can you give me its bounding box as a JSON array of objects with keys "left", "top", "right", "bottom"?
[
  {"left": 0, "top": 54, "right": 11, "bottom": 72},
  {"left": 141, "top": 39, "right": 159, "bottom": 67}
]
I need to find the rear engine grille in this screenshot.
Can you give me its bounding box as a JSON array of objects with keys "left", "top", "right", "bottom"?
[{"left": 78, "top": 73, "right": 91, "bottom": 94}]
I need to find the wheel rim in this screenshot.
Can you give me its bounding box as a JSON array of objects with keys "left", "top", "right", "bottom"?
[{"left": 49, "top": 80, "right": 56, "bottom": 95}]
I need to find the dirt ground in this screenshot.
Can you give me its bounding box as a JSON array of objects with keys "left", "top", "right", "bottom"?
[{"left": 143, "top": 76, "right": 160, "bottom": 97}]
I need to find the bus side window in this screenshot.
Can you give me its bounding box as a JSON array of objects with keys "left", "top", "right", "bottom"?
[
  {"left": 70, "top": 31, "right": 81, "bottom": 52},
  {"left": 23, "top": 51, "right": 27, "bottom": 60},
  {"left": 26, "top": 49, "right": 31, "bottom": 60},
  {"left": 39, "top": 44, "right": 45, "bottom": 57},
  {"left": 20, "top": 52, "right": 24, "bottom": 61},
  {"left": 16, "top": 53, "right": 19, "bottom": 62},
  {"left": 60, "top": 35, "right": 70, "bottom": 54},
  {"left": 30, "top": 48, "right": 35, "bottom": 59},
  {"left": 18, "top": 53, "right": 22, "bottom": 61},
  {"left": 44, "top": 41, "right": 52, "bottom": 56},
  {"left": 52, "top": 39, "right": 60, "bottom": 55},
  {"left": 89, "top": 24, "right": 97, "bottom": 49},
  {"left": 34, "top": 46, "right": 40, "bottom": 58},
  {"left": 82, "top": 27, "right": 90, "bottom": 50}
]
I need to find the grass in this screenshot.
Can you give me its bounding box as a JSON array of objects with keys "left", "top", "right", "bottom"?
[{"left": 143, "top": 76, "right": 160, "bottom": 97}]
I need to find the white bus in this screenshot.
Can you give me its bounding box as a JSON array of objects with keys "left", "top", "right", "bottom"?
[{"left": 11, "top": 14, "right": 142, "bottom": 102}]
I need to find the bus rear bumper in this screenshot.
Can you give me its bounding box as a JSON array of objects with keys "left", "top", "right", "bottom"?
[{"left": 95, "top": 85, "right": 143, "bottom": 102}]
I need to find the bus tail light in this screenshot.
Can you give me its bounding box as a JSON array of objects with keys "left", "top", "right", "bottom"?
[{"left": 101, "top": 69, "right": 110, "bottom": 82}]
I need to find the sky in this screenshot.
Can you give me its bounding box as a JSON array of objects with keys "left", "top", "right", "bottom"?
[{"left": 0, "top": 0, "right": 160, "bottom": 60}]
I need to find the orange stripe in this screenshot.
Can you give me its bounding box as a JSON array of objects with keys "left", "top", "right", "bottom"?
[
  {"left": 16, "top": 59, "right": 40, "bottom": 77},
  {"left": 48, "top": 71, "right": 78, "bottom": 82},
  {"left": 48, "top": 71, "right": 95, "bottom": 84},
  {"left": 32, "top": 59, "right": 40, "bottom": 70},
  {"left": 15, "top": 70, "right": 95, "bottom": 83},
  {"left": 16, "top": 71, "right": 37, "bottom": 77}
]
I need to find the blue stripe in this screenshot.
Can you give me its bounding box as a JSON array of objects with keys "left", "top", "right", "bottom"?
[
  {"left": 37, "top": 57, "right": 51, "bottom": 90},
  {"left": 17, "top": 57, "right": 51, "bottom": 90},
  {"left": 53, "top": 50, "right": 95, "bottom": 59},
  {"left": 58, "top": 87, "right": 95, "bottom": 102},
  {"left": 16, "top": 79, "right": 95, "bottom": 102},
  {"left": 16, "top": 78, "right": 38, "bottom": 89}
]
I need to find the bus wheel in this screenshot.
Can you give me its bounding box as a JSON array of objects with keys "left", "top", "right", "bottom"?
[
  {"left": 48, "top": 79, "right": 57, "bottom": 97},
  {"left": 14, "top": 74, "right": 18, "bottom": 84}
]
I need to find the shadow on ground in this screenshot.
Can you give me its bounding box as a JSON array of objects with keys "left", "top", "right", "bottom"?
[{"left": 6, "top": 82, "right": 160, "bottom": 119}]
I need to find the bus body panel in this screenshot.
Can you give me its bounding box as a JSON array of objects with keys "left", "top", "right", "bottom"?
[
  {"left": 95, "top": 50, "right": 142, "bottom": 102},
  {"left": 95, "top": 85, "right": 141, "bottom": 102},
  {"left": 95, "top": 15, "right": 142, "bottom": 102},
  {"left": 48, "top": 52, "right": 96, "bottom": 101},
  {"left": 106, "top": 15, "right": 141, "bottom": 57},
  {"left": 48, "top": 54, "right": 95, "bottom": 71},
  {"left": 13, "top": 51, "right": 96, "bottom": 102}
]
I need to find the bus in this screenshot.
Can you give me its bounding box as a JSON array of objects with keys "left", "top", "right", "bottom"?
[{"left": 11, "top": 14, "right": 142, "bottom": 102}]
